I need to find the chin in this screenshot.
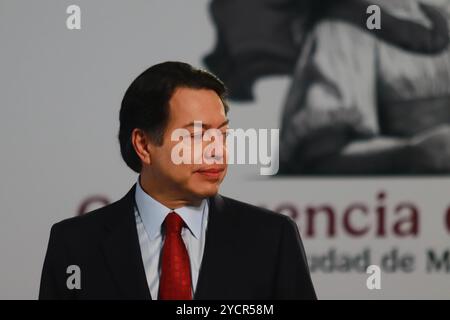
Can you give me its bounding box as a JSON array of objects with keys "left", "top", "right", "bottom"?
[{"left": 190, "top": 184, "right": 220, "bottom": 199}]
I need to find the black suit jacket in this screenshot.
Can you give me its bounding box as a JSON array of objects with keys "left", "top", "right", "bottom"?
[{"left": 39, "top": 185, "right": 316, "bottom": 300}]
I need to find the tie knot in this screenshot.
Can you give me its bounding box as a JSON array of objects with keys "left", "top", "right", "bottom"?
[{"left": 164, "top": 211, "right": 184, "bottom": 235}]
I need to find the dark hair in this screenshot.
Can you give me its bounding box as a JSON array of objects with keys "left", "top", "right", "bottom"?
[{"left": 119, "top": 61, "right": 229, "bottom": 173}]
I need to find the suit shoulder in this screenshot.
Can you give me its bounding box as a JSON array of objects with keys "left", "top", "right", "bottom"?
[
  {"left": 51, "top": 198, "right": 124, "bottom": 235},
  {"left": 220, "top": 195, "right": 293, "bottom": 227}
]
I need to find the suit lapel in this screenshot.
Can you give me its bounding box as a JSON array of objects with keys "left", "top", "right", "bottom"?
[
  {"left": 100, "top": 187, "right": 232, "bottom": 300},
  {"left": 101, "top": 185, "right": 152, "bottom": 300},
  {"left": 194, "top": 194, "right": 235, "bottom": 300}
]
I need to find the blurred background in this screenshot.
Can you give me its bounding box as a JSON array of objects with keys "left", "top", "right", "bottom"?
[{"left": 1, "top": 0, "right": 449, "bottom": 299}]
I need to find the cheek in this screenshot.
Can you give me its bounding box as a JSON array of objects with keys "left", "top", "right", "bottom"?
[
  {"left": 192, "top": 140, "right": 204, "bottom": 164},
  {"left": 155, "top": 145, "right": 191, "bottom": 175},
  {"left": 164, "top": 155, "right": 194, "bottom": 178},
  {"left": 223, "top": 146, "right": 228, "bottom": 164}
]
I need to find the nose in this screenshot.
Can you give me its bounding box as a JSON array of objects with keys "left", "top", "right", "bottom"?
[{"left": 203, "top": 130, "right": 226, "bottom": 163}]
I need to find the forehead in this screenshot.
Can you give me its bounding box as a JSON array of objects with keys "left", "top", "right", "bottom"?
[{"left": 167, "top": 87, "right": 227, "bottom": 126}]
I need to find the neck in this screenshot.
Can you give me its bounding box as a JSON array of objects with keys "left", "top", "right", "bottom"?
[{"left": 138, "top": 173, "right": 202, "bottom": 209}]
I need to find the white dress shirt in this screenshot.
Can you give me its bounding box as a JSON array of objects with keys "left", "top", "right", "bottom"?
[{"left": 134, "top": 179, "right": 209, "bottom": 300}]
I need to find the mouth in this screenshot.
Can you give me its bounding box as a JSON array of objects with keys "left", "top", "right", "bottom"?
[{"left": 195, "top": 166, "right": 225, "bottom": 179}]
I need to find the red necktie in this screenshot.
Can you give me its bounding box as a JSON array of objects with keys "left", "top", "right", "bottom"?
[{"left": 158, "top": 211, "right": 192, "bottom": 300}]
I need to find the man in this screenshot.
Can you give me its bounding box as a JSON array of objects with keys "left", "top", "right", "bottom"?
[{"left": 39, "top": 62, "right": 316, "bottom": 300}]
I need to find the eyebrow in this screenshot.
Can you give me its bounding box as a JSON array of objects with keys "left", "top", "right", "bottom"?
[{"left": 182, "top": 119, "right": 229, "bottom": 129}]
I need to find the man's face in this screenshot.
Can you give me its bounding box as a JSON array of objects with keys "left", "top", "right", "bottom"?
[{"left": 148, "top": 87, "right": 228, "bottom": 201}]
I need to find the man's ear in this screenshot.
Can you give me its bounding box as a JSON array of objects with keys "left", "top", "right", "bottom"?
[{"left": 131, "top": 128, "right": 152, "bottom": 166}]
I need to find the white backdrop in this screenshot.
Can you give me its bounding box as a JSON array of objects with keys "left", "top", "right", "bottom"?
[{"left": 0, "top": 0, "right": 449, "bottom": 299}]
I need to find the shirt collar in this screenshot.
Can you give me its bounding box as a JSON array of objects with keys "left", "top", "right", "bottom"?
[{"left": 134, "top": 178, "right": 206, "bottom": 240}]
